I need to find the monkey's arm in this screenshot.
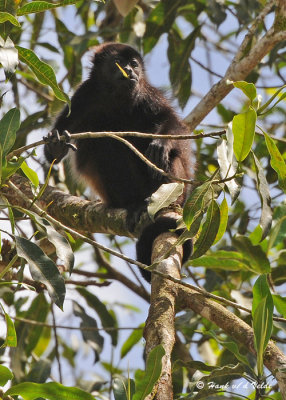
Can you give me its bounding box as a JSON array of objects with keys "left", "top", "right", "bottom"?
[{"left": 145, "top": 116, "right": 186, "bottom": 178}]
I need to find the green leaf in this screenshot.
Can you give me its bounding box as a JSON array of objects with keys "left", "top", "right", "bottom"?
[
  {"left": 26, "top": 359, "right": 51, "bottom": 384},
  {"left": 0, "top": 303, "right": 17, "bottom": 348},
  {"left": 233, "top": 80, "right": 257, "bottom": 102},
  {"left": 6, "top": 381, "right": 95, "bottom": 400},
  {"left": 120, "top": 324, "right": 144, "bottom": 359},
  {"left": 233, "top": 107, "right": 257, "bottom": 162},
  {"left": 148, "top": 183, "right": 184, "bottom": 221},
  {"left": 16, "top": 46, "right": 70, "bottom": 104},
  {"left": 0, "top": 365, "right": 13, "bottom": 386},
  {"left": 15, "top": 236, "right": 66, "bottom": 309},
  {"left": 257, "top": 84, "right": 286, "bottom": 115},
  {"left": 28, "top": 213, "right": 74, "bottom": 274},
  {"left": 191, "top": 200, "right": 221, "bottom": 259},
  {"left": 143, "top": 0, "right": 181, "bottom": 53},
  {"left": 77, "top": 288, "right": 117, "bottom": 345},
  {"left": 133, "top": 345, "right": 165, "bottom": 400},
  {"left": 273, "top": 294, "right": 286, "bottom": 319},
  {"left": 264, "top": 131, "right": 286, "bottom": 192},
  {"left": 168, "top": 27, "right": 199, "bottom": 108},
  {"left": 1, "top": 155, "right": 28, "bottom": 182},
  {"left": 0, "top": 108, "right": 20, "bottom": 158},
  {"left": 252, "top": 152, "right": 272, "bottom": 240},
  {"left": 252, "top": 275, "right": 273, "bottom": 377},
  {"left": 183, "top": 182, "right": 211, "bottom": 230},
  {"left": 73, "top": 302, "right": 104, "bottom": 362},
  {"left": 0, "top": 11, "right": 20, "bottom": 26},
  {"left": 20, "top": 161, "right": 39, "bottom": 187},
  {"left": 113, "top": 376, "right": 135, "bottom": 400},
  {"left": 217, "top": 124, "right": 241, "bottom": 203},
  {"left": 267, "top": 215, "right": 286, "bottom": 252},
  {"left": 4, "top": 311, "right": 17, "bottom": 347},
  {"left": 190, "top": 250, "right": 250, "bottom": 271},
  {"left": 233, "top": 235, "right": 270, "bottom": 273},
  {"left": 17, "top": 0, "right": 82, "bottom": 16},
  {"left": 208, "top": 331, "right": 251, "bottom": 368},
  {"left": 18, "top": 294, "right": 50, "bottom": 356},
  {"left": 214, "top": 197, "right": 228, "bottom": 244}
]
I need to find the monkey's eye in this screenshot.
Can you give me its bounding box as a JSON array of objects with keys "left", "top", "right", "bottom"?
[{"left": 130, "top": 59, "right": 139, "bottom": 68}]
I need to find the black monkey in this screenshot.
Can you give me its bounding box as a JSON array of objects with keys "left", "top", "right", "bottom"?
[{"left": 44, "top": 42, "right": 193, "bottom": 281}]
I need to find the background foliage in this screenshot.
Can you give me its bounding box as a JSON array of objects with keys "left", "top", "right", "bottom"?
[{"left": 0, "top": 0, "right": 285, "bottom": 399}]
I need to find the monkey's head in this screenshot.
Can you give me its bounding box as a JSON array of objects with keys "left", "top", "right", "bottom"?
[{"left": 90, "top": 43, "right": 145, "bottom": 94}]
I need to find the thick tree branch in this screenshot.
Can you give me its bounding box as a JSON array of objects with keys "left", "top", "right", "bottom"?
[
  {"left": 144, "top": 232, "right": 184, "bottom": 400},
  {"left": 178, "top": 286, "right": 286, "bottom": 399},
  {"left": 184, "top": 0, "right": 286, "bottom": 131}
]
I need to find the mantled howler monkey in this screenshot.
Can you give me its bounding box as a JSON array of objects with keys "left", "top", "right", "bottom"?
[{"left": 44, "top": 42, "right": 193, "bottom": 282}]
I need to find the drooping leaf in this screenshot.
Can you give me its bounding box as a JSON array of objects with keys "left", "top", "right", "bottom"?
[
  {"left": 190, "top": 250, "right": 250, "bottom": 271},
  {"left": 191, "top": 200, "right": 220, "bottom": 259},
  {"left": 113, "top": 375, "right": 136, "bottom": 400},
  {"left": 6, "top": 381, "right": 95, "bottom": 400},
  {"left": 217, "top": 124, "right": 240, "bottom": 202},
  {"left": 0, "top": 305, "right": 17, "bottom": 348},
  {"left": 233, "top": 80, "right": 257, "bottom": 102},
  {"left": 15, "top": 236, "right": 66, "bottom": 309},
  {"left": 120, "top": 324, "right": 144, "bottom": 359},
  {"left": 233, "top": 107, "right": 257, "bottom": 162},
  {"left": 214, "top": 197, "right": 228, "bottom": 244},
  {"left": 183, "top": 182, "right": 211, "bottom": 229},
  {"left": 168, "top": 27, "right": 200, "bottom": 108},
  {"left": 233, "top": 235, "right": 270, "bottom": 273},
  {"left": 0, "top": 365, "right": 13, "bottom": 386},
  {"left": 0, "top": 107, "right": 20, "bottom": 158},
  {"left": 73, "top": 302, "right": 104, "bottom": 363},
  {"left": 252, "top": 275, "right": 273, "bottom": 377},
  {"left": 264, "top": 131, "right": 286, "bottom": 192},
  {"left": 252, "top": 152, "right": 272, "bottom": 240},
  {"left": 16, "top": 46, "right": 70, "bottom": 104},
  {"left": 133, "top": 345, "right": 165, "bottom": 400},
  {"left": 28, "top": 213, "right": 74, "bottom": 274},
  {"left": 77, "top": 288, "right": 117, "bottom": 345},
  {"left": 148, "top": 183, "right": 184, "bottom": 221}
]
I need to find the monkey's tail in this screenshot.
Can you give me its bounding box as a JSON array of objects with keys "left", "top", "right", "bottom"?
[{"left": 136, "top": 216, "right": 192, "bottom": 282}]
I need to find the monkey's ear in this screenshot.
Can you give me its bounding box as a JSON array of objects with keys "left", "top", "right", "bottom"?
[{"left": 115, "top": 62, "right": 129, "bottom": 79}]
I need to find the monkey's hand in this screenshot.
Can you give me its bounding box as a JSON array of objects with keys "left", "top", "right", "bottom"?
[
  {"left": 145, "top": 139, "right": 170, "bottom": 179},
  {"left": 43, "top": 129, "right": 77, "bottom": 164}
]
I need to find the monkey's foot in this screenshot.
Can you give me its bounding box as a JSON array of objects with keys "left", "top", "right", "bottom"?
[
  {"left": 43, "top": 129, "right": 77, "bottom": 152},
  {"left": 43, "top": 129, "right": 77, "bottom": 164}
]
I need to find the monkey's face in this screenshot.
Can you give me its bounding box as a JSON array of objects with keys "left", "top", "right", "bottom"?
[{"left": 91, "top": 44, "right": 144, "bottom": 94}]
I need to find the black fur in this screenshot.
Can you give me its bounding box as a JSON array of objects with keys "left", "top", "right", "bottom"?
[{"left": 44, "top": 42, "right": 193, "bottom": 282}]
